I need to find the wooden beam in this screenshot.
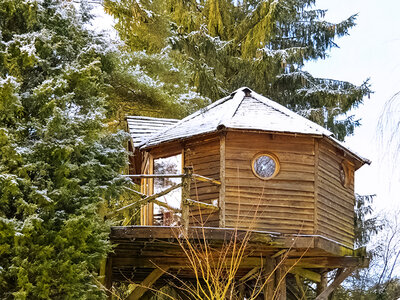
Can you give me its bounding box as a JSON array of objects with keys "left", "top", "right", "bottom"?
[
  {"left": 287, "top": 283, "right": 302, "bottom": 300},
  {"left": 271, "top": 249, "right": 287, "bottom": 258},
  {"left": 295, "top": 274, "right": 306, "bottom": 300},
  {"left": 219, "top": 132, "right": 226, "bottom": 228},
  {"left": 275, "top": 257, "right": 286, "bottom": 300},
  {"left": 181, "top": 167, "right": 192, "bottom": 232},
  {"left": 112, "top": 255, "right": 367, "bottom": 270},
  {"left": 186, "top": 198, "right": 219, "bottom": 211},
  {"left": 239, "top": 267, "right": 260, "bottom": 282},
  {"left": 284, "top": 256, "right": 368, "bottom": 269},
  {"left": 127, "top": 267, "right": 169, "bottom": 300},
  {"left": 148, "top": 156, "right": 154, "bottom": 225},
  {"left": 192, "top": 174, "right": 221, "bottom": 186},
  {"left": 314, "top": 237, "right": 357, "bottom": 257},
  {"left": 290, "top": 267, "right": 321, "bottom": 283},
  {"left": 107, "top": 183, "right": 183, "bottom": 218},
  {"left": 263, "top": 257, "right": 275, "bottom": 300},
  {"left": 151, "top": 199, "right": 181, "bottom": 213},
  {"left": 124, "top": 186, "right": 147, "bottom": 198},
  {"left": 316, "top": 271, "right": 328, "bottom": 296},
  {"left": 238, "top": 283, "right": 246, "bottom": 300},
  {"left": 314, "top": 139, "right": 320, "bottom": 235},
  {"left": 105, "top": 258, "right": 113, "bottom": 299},
  {"left": 112, "top": 256, "right": 268, "bottom": 269},
  {"left": 122, "top": 174, "right": 185, "bottom": 179},
  {"left": 315, "top": 267, "right": 356, "bottom": 300}
]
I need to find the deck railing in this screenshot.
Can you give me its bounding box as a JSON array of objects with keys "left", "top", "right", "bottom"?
[{"left": 107, "top": 167, "right": 220, "bottom": 231}]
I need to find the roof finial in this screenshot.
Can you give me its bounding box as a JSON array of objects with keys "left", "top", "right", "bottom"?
[{"left": 242, "top": 87, "right": 252, "bottom": 97}]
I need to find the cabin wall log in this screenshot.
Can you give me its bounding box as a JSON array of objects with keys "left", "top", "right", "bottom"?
[
  {"left": 224, "top": 131, "right": 316, "bottom": 234},
  {"left": 184, "top": 136, "right": 221, "bottom": 227},
  {"left": 135, "top": 130, "right": 356, "bottom": 248},
  {"left": 316, "top": 141, "right": 355, "bottom": 248}
]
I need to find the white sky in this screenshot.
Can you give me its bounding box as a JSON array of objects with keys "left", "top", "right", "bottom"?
[{"left": 306, "top": 0, "right": 400, "bottom": 212}]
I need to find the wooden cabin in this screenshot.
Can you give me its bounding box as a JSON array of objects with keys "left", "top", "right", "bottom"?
[{"left": 106, "top": 87, "right": 370, "bottom": 300}]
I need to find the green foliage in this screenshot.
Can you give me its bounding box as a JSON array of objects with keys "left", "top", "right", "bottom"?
[
  {"left": 105, "top": 50, "right": 209, "bottom": 121},
  {"left": 104, "top": 0, "right": 371, "bottom": 140},
  {"left": 354, "top": 194, "right": 381, "bottom": 248},
  {"left": 0, "top": 0, "right": 128, "bottom": 298},
  {"left": 332, "top": 278, "right": 400, "bottom": 300}
]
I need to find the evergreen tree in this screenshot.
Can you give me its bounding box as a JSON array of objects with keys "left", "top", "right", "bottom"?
[
  {"left": 105, "top": 50, "right": 209, "bottom": 122},
  {"left": 104, "top": 0, "right": 371, "bottom": 140},
  {"left": 0, "top": 0, "right": 127, "bottom": 298}
]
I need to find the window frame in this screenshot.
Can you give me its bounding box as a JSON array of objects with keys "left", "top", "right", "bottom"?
[{"left": 251, "top": 152, "right": 280, "bottom": 180}]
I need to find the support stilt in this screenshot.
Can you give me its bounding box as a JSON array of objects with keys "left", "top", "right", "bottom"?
[
  {"left": 263, "top": 257, "right": 276, "bottom": 300},
  {"left": 127, "top": 268, "right": 169, "bottom": 300},
  {"left": 105, "top": 258, "right": 113, "bottom": 299},
  {"left": 315, "top": 267, "right": 356, "bottom": 300}
]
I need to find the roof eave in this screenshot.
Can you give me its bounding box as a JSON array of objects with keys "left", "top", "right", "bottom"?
[{"left": 322, "top": 135, "right": 371, "bottom": 169}]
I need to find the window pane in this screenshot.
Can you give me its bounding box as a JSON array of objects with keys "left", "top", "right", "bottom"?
[{"left": 253, "top": 155, "right": 276, "bottom": 178}]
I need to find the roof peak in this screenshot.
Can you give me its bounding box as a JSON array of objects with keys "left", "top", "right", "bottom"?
[{"left": 138, "top": 88, "right": 334, "bottom": 149}]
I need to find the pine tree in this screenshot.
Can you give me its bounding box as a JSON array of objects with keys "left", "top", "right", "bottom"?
[
  {"left": 105, "top": 50, "right": 209, "bottom": 121},
  {"left": 0, "top": 0, "right": 127, "bottom": 298},
  {"left": 104, "top": 0, "right": 371, "bottom": 140}
]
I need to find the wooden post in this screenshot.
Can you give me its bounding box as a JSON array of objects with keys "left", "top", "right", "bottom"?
[
  {"left": 140, "top": 177, "right": 145, "bottom": 225},
  {"left": 315, "top": 268, "right": 356, "bottom": 300},
  {"left": 263, "top": 257, "right": 276, "bottom": 300},
  {"left": 238, "top": 283, "right": 245, "bottom": 300},
  {"left": 105, "top": 258, "right": 113, "bottom": 299},
  {"left": 314, "top": 139, "right": 320, "bottom": 235},
  {"left": 295, "top": 274, "right": 306, "bottom": 299},
  {"left": 317, "top": 270, "right": 328, "bottom": 296},
  {"left": 275, "top": 258, "right": 287, "bottom": 300},
  {"left": 181, "top": 167, "right": 192, "bottom": 232},
  {"left": 219, "top": 132, "right": 226, "bottom": 228},
  {"left": 127, "top": 268, "right": 169, "bottom": 300}
]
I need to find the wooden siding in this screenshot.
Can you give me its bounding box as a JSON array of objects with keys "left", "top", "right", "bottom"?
[
  {"left": 224, "top": 131, "right": 316, "bottom": 234},
  {"left": 184, "top": 135, "right": 221, "bottom": 227},
  {"left": 316, "top": 140, "right": 355, "bottom": 248}
]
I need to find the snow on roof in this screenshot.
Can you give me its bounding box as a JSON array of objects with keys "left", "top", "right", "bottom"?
[
  {"left": 139, "top": 87, "right": 332, "bottom": 147},
  {"left": 134, "top": 87, "right": 369, "bottom": 165},
  {"left": 126, "top": 116, "right": 179, "bottom": 147}
]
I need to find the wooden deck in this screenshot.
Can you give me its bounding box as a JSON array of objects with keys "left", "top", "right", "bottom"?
[{"left": 108, "top": 226, "right": 368, "bottom": 285}]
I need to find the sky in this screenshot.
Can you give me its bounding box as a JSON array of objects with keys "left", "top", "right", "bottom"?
[
  {"left": 305, "top": 0, "right": 400, "bottom": 213},
  {"left": 90, "top": 0, "right": 400, "bottom": 213}
]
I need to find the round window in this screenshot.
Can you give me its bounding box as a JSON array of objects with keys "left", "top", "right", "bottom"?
[
  {"left": 252, "top": 153, "right": 280, "bottom": 180},
  {"left": 339, "top": 161, "right": 350, "bottom": 188}
]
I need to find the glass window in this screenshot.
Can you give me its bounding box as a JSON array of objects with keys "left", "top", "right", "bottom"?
[{"left": 252, "top": 153, "right": 280, "bottom": 180}]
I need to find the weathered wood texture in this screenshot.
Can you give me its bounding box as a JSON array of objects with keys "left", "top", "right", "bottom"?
[
  {"left": 140, "top": 152, "right": 154, "bottom": 225},
  {"left": 184, "top": 136, "right": 221, "bottom": 227},
  {"left": 137, "top": 130, "right": 356, "bottom": 248},
  {"left": 108, "top": 226, "right": 368, "bottom": 286},
  {"left": 224, "top": 131, "right": 316, "bottom": 234},
  {"left": 316, "top": 140, "right": 355, "bottom": 247}
]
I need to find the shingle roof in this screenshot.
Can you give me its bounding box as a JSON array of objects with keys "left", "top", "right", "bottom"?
[
  {"left": 130, "top": 87, "right": 369, "bottom": 165},
  {"left": 140, "top": 87, "right": 332, "bottom": 148},
  {"left": 126, "top": 116, "right": 179, "bottom": 147}
]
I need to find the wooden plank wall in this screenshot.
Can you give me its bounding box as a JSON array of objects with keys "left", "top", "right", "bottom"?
[
  {"left": 224, "top": 131, "right": 316, "bottom": 234},
  {"left": 316, "top": 140, "right": 355, "bottom": 248},
  {"left": 184, "top": 136, "right": 221, "bottom": 227}
]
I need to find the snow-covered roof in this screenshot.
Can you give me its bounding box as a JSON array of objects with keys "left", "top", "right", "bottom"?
[
  {"left": 140, "top": 87, "right": 332, "bottom": 146},
  {"left": 126, "top": 116, "right": 179, "bottom": 147},
  {"left": 134, "top": 87, "right": 369, "bottom": 165}
]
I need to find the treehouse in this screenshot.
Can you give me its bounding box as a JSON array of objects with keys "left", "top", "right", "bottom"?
[{"left": 106, "top": 88, "right": 370, "bottom": 300}]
